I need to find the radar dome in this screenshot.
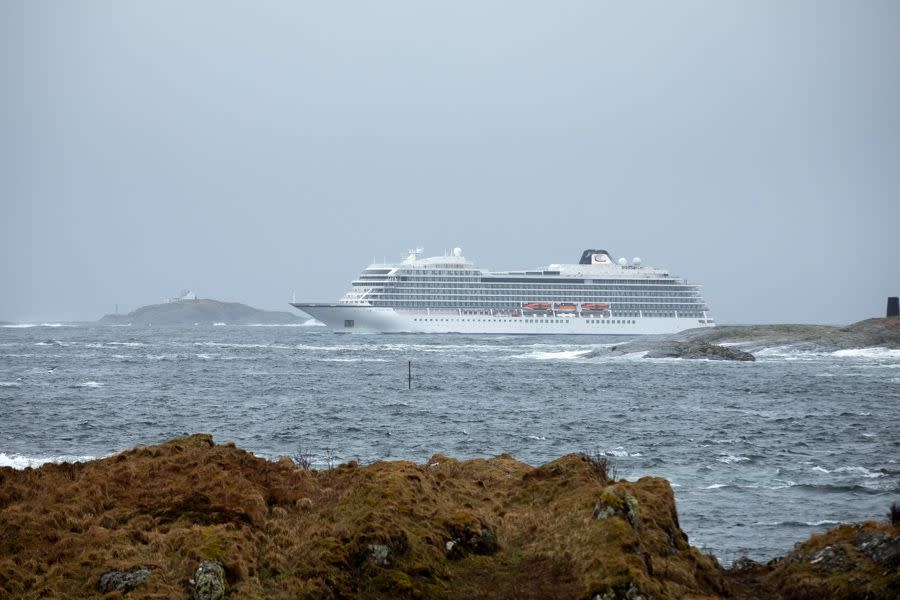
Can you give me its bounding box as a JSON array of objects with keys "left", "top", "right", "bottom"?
[
  {"left": 617, "top": 257, "right": 627, "bottom": 266},
  {"left": 633, "top": 257, "right": 642, "bottom": 266},
  {"left": 452, "top": 247, "right": 462, "bottom": 257}
]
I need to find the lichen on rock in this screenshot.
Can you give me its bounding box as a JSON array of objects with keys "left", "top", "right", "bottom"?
[
  {"left": 192, "top": 560, "right": 225, "bottom": 600},
  {"left": 97, "top": 566, "right": 150, "bottom": 593}
]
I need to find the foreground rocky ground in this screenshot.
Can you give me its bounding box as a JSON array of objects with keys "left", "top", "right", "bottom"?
[{"left": 0, "top": 435, "right": 897, "bottom": 599}]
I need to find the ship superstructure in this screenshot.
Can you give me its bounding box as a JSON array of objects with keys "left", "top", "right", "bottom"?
[{"left": 291, "top": 248, "right": 714, "bottom": 334}]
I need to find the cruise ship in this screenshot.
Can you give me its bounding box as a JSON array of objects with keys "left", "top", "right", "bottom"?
[{"left": 291, "top": 248, "right": 715, "bottom": 335}]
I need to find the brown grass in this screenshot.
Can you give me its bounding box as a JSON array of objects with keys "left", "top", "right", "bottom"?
[{"left": 0, "top": 435, "right": 895, "bottom": 599}]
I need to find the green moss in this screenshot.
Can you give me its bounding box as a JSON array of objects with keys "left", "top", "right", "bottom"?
[
  {"left": 600, "top": 489, "right": 625, "bottom": 511},
  {"left": 201, "top": 533, "right": 225, "bottom": 560}
]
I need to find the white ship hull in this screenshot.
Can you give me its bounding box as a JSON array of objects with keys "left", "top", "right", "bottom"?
[{"left": 291, "top": 304, "right": 714, "bottom": 335}]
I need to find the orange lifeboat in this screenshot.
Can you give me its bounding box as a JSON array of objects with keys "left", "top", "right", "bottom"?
[
  {"left": 554, "top": 303, "right": 577, "bottom": 312},
  {"left": 581, "top": 302, "right": 609, "bottom": 312},
  {"left": 523, "top": 302, "right": 551, "bottom": 311}
]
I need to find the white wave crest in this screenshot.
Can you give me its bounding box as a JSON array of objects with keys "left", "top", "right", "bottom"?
[
  {"left": 514, "top": 349, "right": 590, "bottom": 360},
  {"left": 835, "top": 347, "right": 900, "bottom": 359},
  {"left": 837, "top": 466, "right": 885, "bottom": 478},
  {"left": 754, "top": 519, "right": 842, "bottom": 527},
  {"left": 0, "top": 381, "right": 22, "bottom": 387},
  {"left": 811, "top": 465, "right": 884, "bottom": 478},
  {"left": 832, "top": 347, "right": 900, "bottom": 359},
  {"left": 753, "top": 346, "right": 828, "bottom": 359},
  {"left": 213, "top": 322, "right": 227, "bottom": 326},
  {"left": 77, "top": 381, "right": 103, "bottom": 388},
  {"left": 318, "top": 357, "right": 389, "bottom": 362},
  {"left": 2, "top": 323, "right": 70, "bottom": 328},
  {"left": 0, "top": 452, "right": 96, "bottom": 469},
  {"left": 603, "top": 447, "right": 642, "bottom": 457},
  {"left": 718, "top": 454, "right": 751, "bottom": 464},
  {"left": 704, "top": 483, "right": 729, "bottom": 489}
]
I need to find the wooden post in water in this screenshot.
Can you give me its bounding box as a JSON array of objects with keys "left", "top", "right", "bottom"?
[{"left": 407, "top": 360, "right": 411, "bottom": 389}]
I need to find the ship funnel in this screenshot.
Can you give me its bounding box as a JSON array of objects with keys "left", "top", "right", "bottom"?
[{"left": 579, "top": 249, "right": 611, "bottom": 264}]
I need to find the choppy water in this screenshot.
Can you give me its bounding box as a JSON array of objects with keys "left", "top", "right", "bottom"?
[{"left": 1, "top": 323, "right": 898, "bottom": 564}]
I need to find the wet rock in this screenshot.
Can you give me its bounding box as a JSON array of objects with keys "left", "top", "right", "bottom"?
[
  {"left": 854, "top": 530, "right": 900, "bottom": 568},
  {"left": 192, "top": 560, "right": 225, "bottom": 600},
  {"left": 97, "top": 567, "right": 150, "bottom": 593},
  {"left": 585, "top": 340, "right": 755, "bottom": 361},
  {"left": 642, "top": 341, "right": 755, "bottom": 361},
  {"left": 729, "top": 556, "right": 761, "bottom": 571}
]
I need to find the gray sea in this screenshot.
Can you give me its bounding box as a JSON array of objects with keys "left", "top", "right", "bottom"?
[{"left": 1, "top": 322, "right": 898, "bottom": 565}]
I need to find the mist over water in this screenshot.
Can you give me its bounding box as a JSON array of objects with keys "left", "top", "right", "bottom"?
[{"left": 1, "top": 324, "right": 898, "bottom": 564}]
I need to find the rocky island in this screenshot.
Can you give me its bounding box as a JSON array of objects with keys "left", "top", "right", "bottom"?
[
  {"left": 584, "top": 318, "right": 900, "bottom": 362},
  {"left": 98, "top": 299, "right": 307, "bottom": 326},
  {"left": 0, "top": 435, "right": 896, "bottom": 599},
  {"left": 675, "top": 318, "right": 900, "bottom": 352}
]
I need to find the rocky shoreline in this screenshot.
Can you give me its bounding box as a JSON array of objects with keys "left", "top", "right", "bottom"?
[
  {"left": 676, "top": 318, "right": 900, "bottom": 353},
  {"left": 590, "top": 318, "right": 900, "bottom": 362},
  {"left": 0, "top": 435, "right": 896, "bottom": 599}
]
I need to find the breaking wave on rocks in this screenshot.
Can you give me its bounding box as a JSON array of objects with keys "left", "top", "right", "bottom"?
[{"left": 0, "top": 452, "right": 98, "bottom": 469}]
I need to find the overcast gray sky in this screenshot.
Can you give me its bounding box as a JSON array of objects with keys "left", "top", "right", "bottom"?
[{"left": 3, "top": 1, "right": 899, "bottom": 324}]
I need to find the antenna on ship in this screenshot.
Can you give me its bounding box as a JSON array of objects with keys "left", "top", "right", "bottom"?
[{"left": 405, "top": 248, "right": 424, "bottom": 262}]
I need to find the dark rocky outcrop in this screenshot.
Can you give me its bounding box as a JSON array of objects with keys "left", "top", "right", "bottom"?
[
  {"left": 584, "top": 340, "right": 755, "bottom": 361},
  {"left": 98, "top": 299, "right": 305, "bottom": 326},
  {"left": 643, "top": 341, "right": 755, "bottom": 361}
]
